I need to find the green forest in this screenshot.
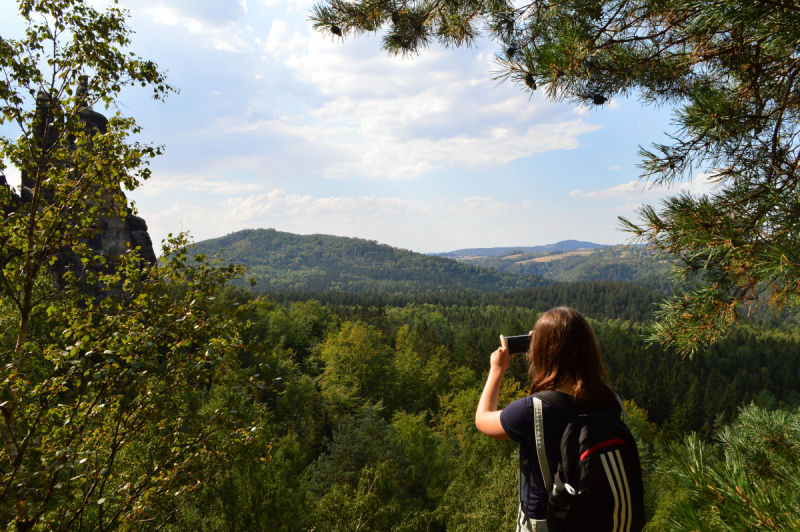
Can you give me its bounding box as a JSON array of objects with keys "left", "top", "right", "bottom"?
[
  {"left": 3, "top": 255, "right": 798, "bottom": 530},
  {"left": 264, "top": 280, "right": 664, "bottom": 323},
  {"left": 174, "top": 290, "right": 800, "bottom": 532}
]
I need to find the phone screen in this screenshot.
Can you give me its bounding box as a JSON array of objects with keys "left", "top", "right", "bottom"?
[{"left": 505, "top": 334, "right": 531, "bottom": 355}]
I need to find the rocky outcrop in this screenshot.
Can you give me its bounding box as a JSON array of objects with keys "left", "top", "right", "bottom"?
[
  {"left": 125, "top": 214, "right": 157, "bottom": 265},
  {"left": 1, "top": 77, "right": 157, "bottom": 295}
]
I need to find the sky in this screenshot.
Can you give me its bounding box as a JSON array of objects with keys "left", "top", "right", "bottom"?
[{"left": 0, "top": 0, "right": 716, "bottom": 253}]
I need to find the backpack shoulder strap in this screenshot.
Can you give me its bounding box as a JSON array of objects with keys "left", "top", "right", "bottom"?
[
  {"left": 534, "top": 390, "right": 578, "bottom": 417},
  {"left": 613, "top": 390, "right": 627, "bottom": 423},
  {"left": 532, "top": 396, "right": 553, "bottom": 496}
]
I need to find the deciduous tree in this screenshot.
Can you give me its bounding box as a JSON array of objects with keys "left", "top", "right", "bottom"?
[{"left": 0, "top": 2, "right": 265, "bottom": 530}]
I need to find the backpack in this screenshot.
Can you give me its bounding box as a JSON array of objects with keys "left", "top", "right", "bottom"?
[{"left": 525, "top": 390, "right": 646, "bottom": 532}]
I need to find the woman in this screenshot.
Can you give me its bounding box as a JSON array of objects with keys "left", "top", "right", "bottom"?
[{"left": 475, "top": 307, "right": 636, "bottom": 532}]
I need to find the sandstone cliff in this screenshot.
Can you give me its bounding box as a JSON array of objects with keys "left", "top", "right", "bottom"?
[{"left": 1, "top": 79, "right": 157, "bottom": 294}]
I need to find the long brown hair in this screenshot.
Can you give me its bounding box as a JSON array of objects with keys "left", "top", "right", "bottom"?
[{"left": 527, "top": 307, "right": 613, "bottom": 404}]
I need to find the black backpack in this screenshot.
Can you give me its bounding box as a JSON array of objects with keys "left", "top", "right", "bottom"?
[{"left": 528, "top": 390, "right": 646, "bottom": 532}]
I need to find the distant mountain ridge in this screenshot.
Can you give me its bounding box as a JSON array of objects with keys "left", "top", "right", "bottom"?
[
  {"left": 435, "top": 240, "right": 608, "bottom": 257},
  {"left": 190, "top": 228, "right": 550, "bottom": 293}
]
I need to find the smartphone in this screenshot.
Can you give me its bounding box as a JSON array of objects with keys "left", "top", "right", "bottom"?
[{"left": 504, "top": 334, "right": 532, "bottom": 355}]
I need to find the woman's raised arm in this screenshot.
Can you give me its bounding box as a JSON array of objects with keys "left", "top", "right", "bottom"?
[{"left": 475, "top": 335, "right": 512, "bottom": 440}]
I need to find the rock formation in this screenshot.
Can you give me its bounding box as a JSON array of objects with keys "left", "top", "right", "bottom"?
[{"left": 1, "top": 77, "right": 157, "bottom": 295}]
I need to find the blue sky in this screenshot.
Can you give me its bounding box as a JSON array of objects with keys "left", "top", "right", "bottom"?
[{"left": 1, "top": 0, "right": 715, "bottom": 253}]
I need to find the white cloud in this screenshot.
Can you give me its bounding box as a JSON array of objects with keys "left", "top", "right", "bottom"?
[
  {"left": 610, "top": 203, "right": 642, "bottom": 212},
  {"left": 220, "top": 189, "right": 433, "bottom": 220},
  {"left": 226, "top": 20, "right": 602, "bottom": 179},
  {"left": 136, "top": 188, "right": 602, "bottom": 252},
  {"left": 571, "top": 173, "right": 720, "bottom": 201},
  {"left": 220, "top": 116, "right": 599, "bottom": 179},
  {"left": 260, "top": 19, "right": 300, "bottom": 56},
  {"left": 608, "top": 166, "right": 621, "bottom": 170},
  {"left": 460, "top": 196, "right": 511, "bottom": 216},
  {"left": 678, "top": 172, "right": 719, "bottom": 195},
  {"left": 139, "top": 4, "right": 250, "bottom": 52},
  {"left": 127, "top": 0, "right": 248, "bottom": 24},
  {"left": 105, "top": 0, "right": 645, "bottom": 249},
  {"left": 342, "top": 120, "right": 599, "bottom": 179},
  {"left": 575, "top": 180, "right": 645, "bottom": 200},
  {"left": 138, "top": 174, "right": 266, "bottom": 196},
  {"left": 217, "top": 24, "right": 603, "bottom": 180}
]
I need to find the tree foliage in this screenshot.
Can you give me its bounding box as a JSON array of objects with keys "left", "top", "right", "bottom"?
[
  {"left": 0, "top": 238, "right": 266, "bottom": 532},
  {"left": 661, "top": 405, "right": 800, "bottom": 531},
  {"left": 0, "top": 2, "right": 265, "bottom": 530},
  {"left": 158, "top": 288, "right": 800, "bottom": 532},
  {"left": 266, "top": 280, "right": 664, "bottom": 323}
]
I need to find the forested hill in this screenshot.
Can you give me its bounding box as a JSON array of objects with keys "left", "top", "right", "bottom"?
[{"left": 190, "top": 229, "right": 550, "bottom": 293}]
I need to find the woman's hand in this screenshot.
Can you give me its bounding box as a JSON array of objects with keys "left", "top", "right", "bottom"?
[
  {"left": 475, "top": 334, "right": 518, "bottom": 440},
  {"left": 490, "top": 335, "right": 512, "bottom": 372},
  {"left": 475, "top": 332, "right": 533, "bottom": 440}
]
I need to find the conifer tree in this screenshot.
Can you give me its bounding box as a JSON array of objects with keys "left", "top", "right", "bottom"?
[
  {"left": 310, "top": 0, "right": 800, "bottom": 354},
  {"left": 662, "top": 405, "right": 800, "bottom": 531}
]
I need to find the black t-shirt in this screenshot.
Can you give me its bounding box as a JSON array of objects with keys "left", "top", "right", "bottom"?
[{"left": 500, "top": 392, "right": 622, "bottom": 520}]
